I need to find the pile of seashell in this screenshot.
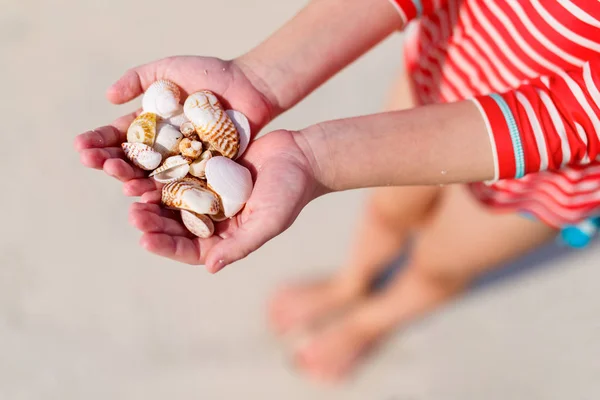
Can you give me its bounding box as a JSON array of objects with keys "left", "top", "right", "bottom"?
[{"left": 122, "top": 80, "right": 253, "bottom": 239}]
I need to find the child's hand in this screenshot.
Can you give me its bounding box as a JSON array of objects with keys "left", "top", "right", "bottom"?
[
  {"left": 129, "top": 130, "right": 321, "bottom": 272},
  {"left": 74, "top": 56, "right": 275, "bottom": 196}
]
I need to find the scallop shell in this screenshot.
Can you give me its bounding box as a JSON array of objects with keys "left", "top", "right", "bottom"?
[
  {"left": 205, "top": 156, "right": 253, "bottom": 218},
  {"left": 183, "top": 91, "right": 240, "bottom": 158},
  {"left": 161, "top": 179, "right": 220, "bottom": 215},
  {"left": 121, "top": 142, "right": 162, "bottom": 171},
  {"left": 149, "top": 155, "right": 190, "bottom": 183},
  {"left": 165, "top": 109, "right": 188, "bottom": 127},
  {"left": 179, "top": 138, "right": 203, "bottom": 159},
  {"left": 127, "top": 112, "right": 157, "bottom": 146},
  {"left": 226, "top": 110, "right": 251, "bottom": 159},
  {"left": 189, "top": 150, "right": 213, "bottom": 178},
  {"left": 142, "top": 80, "right": 181, "bottom": 118},
  {"left": 181, "top": 210, "right": 215, "bottom": 238},
  {"left": 180, "top": 121, "right": 196, "bottom": 137},
  {"left": 153, "top": 122, "right": 183, "bottom": 158}
]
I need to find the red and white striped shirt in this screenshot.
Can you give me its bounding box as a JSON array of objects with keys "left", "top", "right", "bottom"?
[{"left": 390, "top": 0, "right": 600, "bottom": 228}]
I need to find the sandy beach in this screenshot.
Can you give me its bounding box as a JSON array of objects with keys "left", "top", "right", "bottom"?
[{"left": 1, "top": 0, "right": 599, "bottom": 398}]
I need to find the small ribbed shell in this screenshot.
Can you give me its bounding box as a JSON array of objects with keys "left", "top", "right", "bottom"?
[
  {"left": 142, "top": 80, "right": 181, "bottom": 118},
  {"left": 149, "top": 155, "right": 190, "bottom": 183},
  {"left": 127, "top": 112, "right": 157, "bottom": 146},
  {"left": 161, "top": 179, "right": 220, "bottom": 215},
  {"left": 180, "top": 121, "right": 196, "bottom": 137},
  {"left": 153, "top": 122, "right": 183, "bottom": 158},
  {"left": 183, "top": 91, "right": 240, "bottom": 159},
  {"left": 181, "top": 210, "right": 215, "bottom": 238},
  {"left": 122, "top": 142, "right": 162, "bottom": 171},
  {"left": 179, "top": 138, "right": 203, "bottom": 159},
  {"left": 225, "top": 110, "right": 251, "bottom": 159}
]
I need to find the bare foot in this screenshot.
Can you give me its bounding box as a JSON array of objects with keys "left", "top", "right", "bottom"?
[{"left": 267, "top": 277, "right": 364, "bottom": 336}]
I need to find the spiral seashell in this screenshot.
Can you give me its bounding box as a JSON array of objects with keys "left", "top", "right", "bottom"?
[
  {"left": 225, "top": 110, "right": 251, "bottom": 159},
  {"left": 165, "top": 109, "right": 188, "bottom": 127},
  {"left": 161, "top": 179, "right": 220, "bottom": 215},
  {"left": 149, "top": 155, "right": 190, "bottom": 183},
  {"left": 127, "top": 112, "right": 157, "bottom": 146},
  {"left": 180, "top": 121, "right": 196, "bottom": 137},
  {"left": 189, "top": 150, "right": 213, "bottom": 178},
  {"left": 121, "top": 142, "right": 162, "bottom": 171},
  {"left": 181, "top": 210, "right": 215, "bottom": 238},
  {"left": 179, "top": 138, "right": 203, "bottom": 160},
  {"left": 153, "top": 122, "right": 183, "bottom": 158},
  {"left": 142, "top": 80, "right": 182, "bottom": 118},
  {"left": 183, "top": 91, "right": 240, "bottom": 159},
  {"left": 205, "top": 156, "right": 253, "bottom": 218}
]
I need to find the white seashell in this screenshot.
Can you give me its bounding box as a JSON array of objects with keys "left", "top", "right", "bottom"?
[
  {"left": 183, "top": 91, "right": 239, "bottom": 158},
  {"left": 122, "top": 142, "right": 162, "bottom": 170},
  {"left": 149, "top": 155, "right": 190, "bottom": 183},
  {"left": 127, "top": 112, "right": 157, "bottom": 146},
  {"left": 162, "top": 179, "right": 220, "bottom": 215},
  {"left": 205, "top": 156, "right": 253, "bottom": 218},
  {"left": 226, "top": 110, "right": 251, "bottom": 159},
  {"left": 181, "top": 210, "right": 215, "bottom": 238},
  {"left": 179, "top": 138, "right": 203, "bottom": 159},
  {"left": 143, "top": 80, "right": 181, "bottom": 118},
  {"left": 153, "top": 122, "right": 183, "bottom": 158},
  {"left": 165, "top": 108, "right": 188, "bottom": 127},
  {"left": 180, "top": 121, "right": 196, "bottom": 137},
  {"left": 189, "top": 150, "right": 213, "bottom": 178}
]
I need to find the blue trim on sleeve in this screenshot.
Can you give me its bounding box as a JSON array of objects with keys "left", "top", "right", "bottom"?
[
  {"left": 412, "top": 0, "right": 423, "bottom": 17},
  {"left": 488, "top": 93, "right": 525, "bottom": 179}
]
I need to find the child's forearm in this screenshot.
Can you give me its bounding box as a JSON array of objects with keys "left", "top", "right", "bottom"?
[
  {"left": 236, "top": 0, "right": 402, "bottom": 115},
  {"left": 298, "top": 100, "right": 496, "bottom": 193}
]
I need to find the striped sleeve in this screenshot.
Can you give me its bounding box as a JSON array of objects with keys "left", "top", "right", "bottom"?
[
  {"left": 387, "top": 0, "right": 448, "bottom": 24},
  {"left": 472, "top": 58, "right": 600, "bottom": 182}
]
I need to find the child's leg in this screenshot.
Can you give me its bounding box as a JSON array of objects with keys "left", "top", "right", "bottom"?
[
  {"left": 293, "top": 184, "right": 557, "bottom": 381},
  {"left": 268, "top": 67, "right": 439, "bottom": 335}
]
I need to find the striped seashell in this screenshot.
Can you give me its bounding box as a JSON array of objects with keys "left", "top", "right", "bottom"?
[
  {"left": 153, "top": 122, "right": 183, "bottom": 158},
  {"left": 161, "top": 179, "right": 220, "bottom": 215},
  {"left": 127, "top": 112, "right": 157, "bottom": 146},
  {"left": 143, "top": 80, "right": 181, "bottom": 118},
  {"left": 179, "top": 138, "right": 203, "bottom": 160},
  {"left": 149, "top": 155, "right": 191, "bottom": 183},
  {"left": 183, "top": 91, "right": 240, "bottom": 159},
  {"left": 181, "top": 210, "right": 215, "bottom": 238},
  {"left": 121, "top": 142, "right": 162, "bottom": 171},
  {"left": 225, "top": 110, "right": 251, "bottom": 159}
]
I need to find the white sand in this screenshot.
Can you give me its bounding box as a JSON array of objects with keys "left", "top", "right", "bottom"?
[{"left": 1, "top": 0, "right": 599, "bottom": 398}]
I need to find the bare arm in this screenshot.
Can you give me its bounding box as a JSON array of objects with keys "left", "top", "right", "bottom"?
[{"left": 236, "top": 0, "right": 403, "bottom": 115}]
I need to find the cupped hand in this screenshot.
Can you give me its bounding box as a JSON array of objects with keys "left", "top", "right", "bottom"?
[
  {"left": 73, "top": 56, "right": 275, "bottom": 196},
  {"left": 128, "top": 130, "right": 321, "bottom": 273}
]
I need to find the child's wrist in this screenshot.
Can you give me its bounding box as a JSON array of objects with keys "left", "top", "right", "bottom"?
[{"left": 294, "top": 124, "right": 336, "bottom": 198}]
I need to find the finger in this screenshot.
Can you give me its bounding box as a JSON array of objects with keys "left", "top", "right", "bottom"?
[
  {"left": 205, "top": 215, "right": 282, "bottom": 273},
  {"left": 79, "top": 147, "right": 124, "bottom": 170},
  {"left": 103, "top": 158, "right": 146, "bottom": 182},
  {"left": 139, "top": 233, "right": 205, "bottom": 265},
  {"left": 123, "top": 179, "right": 161, "bottom": 196},
  {"left": 130, "top": 201, "right": 178, "bottom": 218},
  {"left": 129, "top": 205, "right": 190, "bottom": 236},
  {"left": 73, "top": 113, "right": 137, "bottom": 151},
  {"left": 141, "top": 190, "right": 162, "bottom": 204},
  {"left": 106, "top": 62, "right": 164, "bottom": 104}
]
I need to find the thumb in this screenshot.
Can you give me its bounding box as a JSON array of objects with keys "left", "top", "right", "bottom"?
[
  {"left": 205, "top": 216, "right": 284, "bottom": 273},
  {"left": 106, "top": 61, "right": 162, "bottom": 104}
]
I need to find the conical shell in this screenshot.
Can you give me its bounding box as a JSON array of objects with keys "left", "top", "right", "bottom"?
[
  {"left": 127, "top": 112, "right": 157, "bottom": 146},
  {"left": 165, "top": 108, "right": 187, "bottom": 127},
  {"left": 189, "top": 150, "right": 213, "bottom": 178},
  {"left": 122, "top": 142, "right": 162, "bottom": 170},
  {"left": 226, "top": 110, "right": 251, "bottom": 159},
  {"left": 180, "top": 121, "right": 196, "bottom": 137},
  {"left": 181, "top": 210, "right": 215, "bottom": 238},
  {"left": 161, "top": 179, "right": 220, "bottom": 215},
  {"left": 143, "top": 80, "right": 181, "bottom": 118},
  {"left": 149, "top": 155, "right": 190, "bottom": 183},
  {"left": 183, "top": 91, "right": 240, "bottom": 159},
  {"left": 205, "top": 156, "right": 253, "bottom": 218},
  {"left": 154, "top": 122, "right": 183, "bottom": 158},
  {"left": 179, "top": 138, "right": 203, "bottom": 159}
]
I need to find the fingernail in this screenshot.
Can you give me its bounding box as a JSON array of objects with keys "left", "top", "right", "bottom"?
[{"left": 209, "top": 259, "right": 228, "bottom": 274}]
